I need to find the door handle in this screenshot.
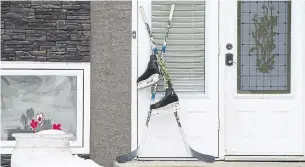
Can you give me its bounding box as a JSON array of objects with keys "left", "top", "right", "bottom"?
[{"left": 225, "top": 53, "right": 233, "bottom": 66}]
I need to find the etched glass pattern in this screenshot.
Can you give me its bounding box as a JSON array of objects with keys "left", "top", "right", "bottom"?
[{"left": 237, "top": 1, "right": 290, "bottom": 93}]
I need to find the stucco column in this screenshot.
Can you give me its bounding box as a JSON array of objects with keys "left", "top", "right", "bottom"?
[{"left": 90, "top": 1, "right": 132, "bottom": 167}]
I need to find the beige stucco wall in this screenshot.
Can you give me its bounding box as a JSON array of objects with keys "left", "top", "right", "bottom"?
[{"left": 90, "top": 1, "right": 132, "bottom": 167}]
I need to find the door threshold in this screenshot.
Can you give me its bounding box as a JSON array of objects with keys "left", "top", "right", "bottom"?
[
  {"left": 133, "top": 156, "right": 305, "bottom": 162},
  {"left": 113, "top": 161, "right": 305, "bottom": 167},
  {"left": 136, "top": 157, "right": 204, "bottom": 161},
  {"left": 224, "top": 155, "right": 305, "bottom": 161}
]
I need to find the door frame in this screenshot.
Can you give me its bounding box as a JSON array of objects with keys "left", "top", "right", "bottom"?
[
  {"left": 131, "top": 0, "right": 223, "bottom": 160},
  {"left": 131, "top": 0, "right": 139, "bottom": 155},
  {"left": 131, "top": 0, "right": 305, "bottom": 161},
  {"left": 218, "top": 0, "right": 225, "bottom": 160}
]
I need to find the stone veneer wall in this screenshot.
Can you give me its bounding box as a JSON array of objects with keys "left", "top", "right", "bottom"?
[
  {"left": 1, "top": 1, "right": 91, "bottom": 167},
  {"left": 1, "top": 1, "right": 90, "bottom": 62}
]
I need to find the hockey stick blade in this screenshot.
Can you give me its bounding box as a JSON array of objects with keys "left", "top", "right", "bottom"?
[
  {"left": 174, "top": 111, "right": 215, "bottom": 163},
  {"left": 189, "top": 147, "right": 215, "bottom": 163},
  {"left": 116, "top": 86, "right": 157, "bottom": 163},
  {"left": 116, "top": 125, "right": 149, "bottom": 163},
  {"left": 116, "top": 148, "right": 140, "bottom": 163}
]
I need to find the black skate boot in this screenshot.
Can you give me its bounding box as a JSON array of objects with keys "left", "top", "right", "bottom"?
[
  {"left": 150, "top": 87, "right": 179, "bottom": 115},
  {"left": 137, "top": 54, "right": 160, "bottom": 89}
]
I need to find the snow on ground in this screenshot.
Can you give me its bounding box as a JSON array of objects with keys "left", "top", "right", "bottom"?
[{"left": 13, "top": 130, "right": 104, "bottom": 167}]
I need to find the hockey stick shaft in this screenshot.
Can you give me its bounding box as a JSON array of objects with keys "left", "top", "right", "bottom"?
[
  {"left": 140, "top": 4, "right": 174, "bottom": 54},
  {"left": 159, "top": 4, "right": 175, "bottom": 88},
  {"left": 139, "top": 6, "right": 157, "bottom": 54},
  {"left": 138, "top": 84, "right": 158, "bottom": 154},
  {"left": 140, "top": 4, "right": 175, "bottom": 89}
]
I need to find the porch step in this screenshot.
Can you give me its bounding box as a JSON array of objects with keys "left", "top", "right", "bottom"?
[{"left": 113, "top": 161, "right": 305, "bottom": 167}]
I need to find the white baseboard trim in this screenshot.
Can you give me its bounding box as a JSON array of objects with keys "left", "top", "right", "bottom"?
[
  {"left": 113, "top": 161, "right": 305, "bottom": 167},
  {"left": 224, "top": 155, "right": 305, "bottom": 161}
]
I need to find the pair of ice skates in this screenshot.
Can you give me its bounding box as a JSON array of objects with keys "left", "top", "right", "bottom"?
[{"left": 137, "top": 54, "right": 179, "bottom": 113}]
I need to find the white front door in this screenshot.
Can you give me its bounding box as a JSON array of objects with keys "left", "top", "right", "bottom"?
[
  {"left": 137, "top": 1, "right": 219, "bottom": 158},
  {"left": 220, "top": 0, "right": 305, "bottom": 155}
]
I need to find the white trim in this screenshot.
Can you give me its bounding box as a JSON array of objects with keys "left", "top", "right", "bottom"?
[
  {"left": 204, "top": 0, "right": 220, "bottom": 159},
  {"left": 224, "top": 156, "right": 305, "bottom": 161},
  {"left": 131, "top": 0, "right": 139, "bottom": 152},
  {"left": 218, "top": 0, "right": 234, "bottom": 158},
  {"left": 218, "top": 0, "right": 229, "bottom": 160},
  {"left": 218, "top": 6, "right": 225, "bottom": 160},
  {"left": 299, "top": 0, "right": 305, "bottom": 158},
  {"left": 213, "top": 0, "right": 225, "bottom": 160},
  {"left": 0, "top": 61, "right": 91, "bottom": 154},
  {"left": 1, "top": 61, "right": 89, "bottom": 70},
  {"left": 137, "top": 157, "right": 222, "bottom": 161},
  {"left": 82, "top": 61, "right": 91, "bottom": 154},
  {"left": 1, "top": 69, "right": 82, "bottom": 76},
  {"left": 136, "top": 0, "right": 152, "bottom": 158}
]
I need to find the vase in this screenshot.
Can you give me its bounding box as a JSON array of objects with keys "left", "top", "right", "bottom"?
[{"left": 10, "top": 130, "right": 74, "bottom": 167}]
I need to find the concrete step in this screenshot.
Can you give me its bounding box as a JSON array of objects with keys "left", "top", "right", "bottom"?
[{"left": 113, "top": 161, "right": 305, "bottom": 167}]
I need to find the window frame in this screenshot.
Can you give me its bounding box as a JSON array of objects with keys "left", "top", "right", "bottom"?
[
  {"left": 0, "top": 61, "right": 91, "bottom": 154},
  {"left": 131, "top": 0, "right": 139, "bottom": 153}
]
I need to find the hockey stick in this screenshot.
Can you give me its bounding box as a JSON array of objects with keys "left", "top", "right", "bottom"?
[
  {"left": 116, "top": 4, "right": 175, "bottom": 163},
  {"left": 140, "top": 4, "right": 215, "bottom": 162}
]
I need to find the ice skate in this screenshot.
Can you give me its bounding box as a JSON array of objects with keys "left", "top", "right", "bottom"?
[
  {"left": 137, "top": 54, "right": 160, "bottom": 90},
  {"left": 151, "top": 87, "right": 179, "bottom": 115}
]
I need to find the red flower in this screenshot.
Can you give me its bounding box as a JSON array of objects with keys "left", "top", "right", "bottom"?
[
  {"left": 52, "top": 123, "right": 62, "bottom": 130},
  {"left": 30, "top": 119, "right": 38, "bottom": 132}
]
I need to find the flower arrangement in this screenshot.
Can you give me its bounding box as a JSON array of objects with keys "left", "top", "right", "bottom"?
[{"left": 29, "top": 112, "right": 62, "bottom": 133}]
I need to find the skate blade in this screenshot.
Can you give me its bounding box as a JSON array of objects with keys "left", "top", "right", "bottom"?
[
  {"left": 137, "top": 74, "right": 159, "bottom": 90},
  {"left": 151, "top": 101, "right": 179, "bottom": 116}
]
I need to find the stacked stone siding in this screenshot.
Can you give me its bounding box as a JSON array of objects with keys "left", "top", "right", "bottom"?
[{"left": 1, "top": 1, "right": 91, "bottom": 62}]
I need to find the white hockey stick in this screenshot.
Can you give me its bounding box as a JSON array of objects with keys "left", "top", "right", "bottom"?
[
  {"left": 117, "top": 3, "right": 215, "bottom": 163},
  {"left": 116, "top": 4, "right": 175, "bottom": 163}
]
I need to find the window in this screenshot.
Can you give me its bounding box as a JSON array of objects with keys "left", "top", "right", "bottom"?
[
  {"left": 237, "top": 1, "right": 291, "bottom": 94},
  {"left": 151, "top": 1, "right": 206, "bottom": 95},
  {"left": 0, "top": 62, "right": 90, "bottom": 154}
]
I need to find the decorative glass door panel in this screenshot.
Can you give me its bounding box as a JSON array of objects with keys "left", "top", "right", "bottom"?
[{"left": 237, "top": 1, "right": 291, "bottom": 94}]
